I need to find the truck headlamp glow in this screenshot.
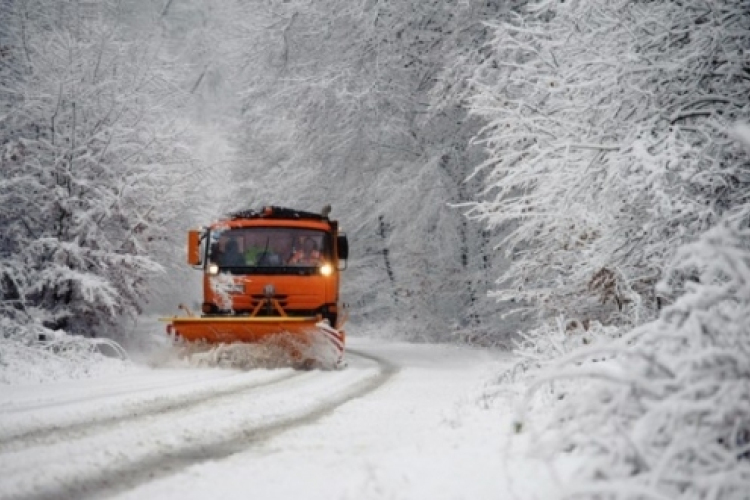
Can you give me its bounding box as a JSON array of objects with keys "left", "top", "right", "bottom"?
[
  {"left": 319, "top": 263, "right": 333, "bottom": 276},
  {"left": 207, "top": 263, "right": 219, "bottom": 275}
]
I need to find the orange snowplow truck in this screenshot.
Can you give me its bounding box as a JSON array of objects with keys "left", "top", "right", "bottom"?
[{"left": 161, "top": 206, "right": 349, "bottom": 366}]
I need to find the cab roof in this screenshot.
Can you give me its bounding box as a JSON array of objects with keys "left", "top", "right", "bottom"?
[
  {"left": 210, "top": 206, "right": 336, "bottom": 231},
  {"left": 228, "top": 206, "right": 329, "bottom": 222}
]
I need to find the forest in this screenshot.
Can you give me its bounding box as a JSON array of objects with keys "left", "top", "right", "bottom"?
[{"left": 1, "top": 0, "right": 749, "bottom": 498}]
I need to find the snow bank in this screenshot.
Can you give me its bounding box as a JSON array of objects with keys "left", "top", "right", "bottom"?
[{"left": 0, "top": 331, "right": 132, "bottom": 385}]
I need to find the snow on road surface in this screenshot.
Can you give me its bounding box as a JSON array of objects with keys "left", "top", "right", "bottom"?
[{"left": 0, "top": 337, "right": 562, "bottom": 500}]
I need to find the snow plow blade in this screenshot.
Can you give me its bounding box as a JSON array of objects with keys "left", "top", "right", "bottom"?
[{"left": 159, "top": 316, "right": 345, "bottom": 368}]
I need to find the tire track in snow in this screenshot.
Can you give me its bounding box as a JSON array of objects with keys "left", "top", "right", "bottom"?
[
  {"left": 0, "top": 370, "right": 300, "bottom": 452},
  {"left": 1, "top": 370, "right": 241, "bottom": 414},
  {"left": 0, "top": 349, "right": 397, "bottom": 500}
]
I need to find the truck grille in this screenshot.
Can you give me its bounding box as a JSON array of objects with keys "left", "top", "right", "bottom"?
[{"left": 250, "top": 294, "right": 289, "bottom": 309}]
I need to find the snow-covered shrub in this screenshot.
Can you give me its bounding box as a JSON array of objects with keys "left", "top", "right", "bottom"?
[
  {"left": 465, "top": 0, "right": 750, "bottom": 327},
  {"left": 0, "top": 316, "right": 129, "bottom": 385},
  {"left": 517, "top": 222, "right": 750, "bottom": 499},
  {"left": 497, "top": 316, "right": 622, "bottom": 385}
]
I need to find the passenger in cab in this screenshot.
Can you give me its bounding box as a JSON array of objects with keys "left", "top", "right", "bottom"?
[
  {"left": 288, "top": 237, "right": 321, "bottom": 265},
  {"left": 220, "top": 238, "right": 245, "bottom": 267},
  {"left": 244, "top": 233, "right": 267, "bottom": 265}
]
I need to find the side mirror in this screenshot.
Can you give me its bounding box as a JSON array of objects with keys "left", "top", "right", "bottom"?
[
  {"left": 187, "top": 229, "right": 204, "bottom": 266},
  {"left": 337, "top": 234, "right": 349, "bottom": 261}
]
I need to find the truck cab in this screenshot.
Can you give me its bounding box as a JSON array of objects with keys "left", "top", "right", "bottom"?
[{"left": 187, "top": 206, "right": 348, "bottom": 329}]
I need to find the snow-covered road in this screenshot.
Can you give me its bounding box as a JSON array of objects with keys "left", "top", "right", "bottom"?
[{"left": 0, "top": 337, "right": 560, "bottom": 500}]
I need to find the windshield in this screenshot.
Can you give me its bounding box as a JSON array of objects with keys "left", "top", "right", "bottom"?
[{"left": 208, "top": 227, "right": 329, "bottom": 273}]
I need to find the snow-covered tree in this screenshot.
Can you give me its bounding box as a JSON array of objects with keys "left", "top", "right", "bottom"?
[
  {"left": 465, "top": 0, "right": 750, "bottom": 327},
  {"left": 0, "top": 1, "right": 195, "bottom": 338},
  {"left": 496, "top": 127, "right": 750, "bottom": 498}
]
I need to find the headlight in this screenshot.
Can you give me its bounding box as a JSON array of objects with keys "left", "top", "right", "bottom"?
[
  {"left": 207, "top": 263, "right": 219, "bottom": 275},
  {"left": 319, "top": 263, "right": 333, "bottom": 276}
]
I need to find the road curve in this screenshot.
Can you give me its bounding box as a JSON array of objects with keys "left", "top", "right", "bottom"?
[{"left": 0, "top": 350, "right": 397, "bottom": 500}]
